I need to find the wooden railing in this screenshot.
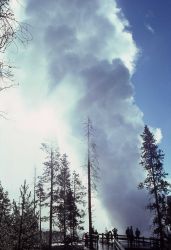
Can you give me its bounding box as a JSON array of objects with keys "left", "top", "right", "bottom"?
[{"left": 83, "top": 233, "right": 161, "bottom": 249}]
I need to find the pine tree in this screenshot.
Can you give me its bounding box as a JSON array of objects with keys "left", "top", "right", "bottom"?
[
  {"left": 56, "top": 153, "right": 71, "bottom": 243},
  {"left": 36, "top": 176, "right": 46, "bottom": 249},
  {"left": 11, "top": 199, "right": 21, "bottom": 249},
  {"left": 166, "top": 197, "right": 171, "bottom": 234},
  {"left": 41, "top": 143, "right": 60, "bottom": 249},
  {"left": 12, "top": 180, "right": 39, "bottom": 250},
  {"left": 33, "top": 167, "right": 37, "bottom": 216},
  {"left": 69, "top": 171, "right": 86, "bottom": 241},
  {"left": 0, "top": 182, "right": 12, "bottom": 249},
  {"left": 139, "top": 125, "right": 170, "bottom": 248}
]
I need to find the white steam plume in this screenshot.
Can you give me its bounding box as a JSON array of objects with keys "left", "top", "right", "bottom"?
[{"left": 0, "top": 0, "right": 150, "bottom": 233}]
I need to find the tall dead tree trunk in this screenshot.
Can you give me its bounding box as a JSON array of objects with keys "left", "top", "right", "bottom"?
[
  {"left": 87, "top": 118, "right": 93, "bottom": 249},
  {"left": 49, "top": 149, "right": 53, "bottom": 250}
]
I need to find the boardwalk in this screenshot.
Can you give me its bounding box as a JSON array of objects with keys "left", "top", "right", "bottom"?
[
  {"left": 82, "top": 234, "right": 161, "bottom": 250},
  {"left": 84, "top": 242, "right": 154, "bottom": 250},
  {"left": 84, "top": 244, "right": 118, "bottom": 250},
  {"left": 84, "top": 245, "right": 115, "bottom": 250}
]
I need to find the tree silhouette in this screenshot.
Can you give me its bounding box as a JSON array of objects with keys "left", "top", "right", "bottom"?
[
  {"left": 13, "top": 180, "right": 39, "bottom": 250},
  {"left": 0, "top": 0, "right": 30, "bottom": 81},
  {"left": 139, "top": 125, "right": 170, "bottom": 249},
  {"left": 0, "top": 182, "right": 12, "bottom": 249},
  {"left": 84, "top": 117, "right": 99, "bottom": 249},
  {"left": 56, "top": 153, "right": 71, "bottom": 243},
  {"left": 41, "top": 143, "right": 60, "bottom": 250},
  {"left": 69, "top": 171, "right": 86, "bottom": 240},
  {"left": 36, "top": 176, "right": 46, "bottom": 249}
]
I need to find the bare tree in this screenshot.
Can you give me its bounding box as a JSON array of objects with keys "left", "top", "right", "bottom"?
[
  {"left": 0, "top": 0, "right": 31, "bottom": 84},
  {"left": 0, "top": 0, "right": 31, "bottom": 120},
  {"left": 84, "top": 117, "right": 99, "bottom": 249}
]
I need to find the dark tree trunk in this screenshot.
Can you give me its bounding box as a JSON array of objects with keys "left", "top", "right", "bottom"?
[
  {"left": 49, "top": 150, "right": 53, "bottom": 250},
  {"left": 87, "top": 119, "right": 93, "bottom": 249}
]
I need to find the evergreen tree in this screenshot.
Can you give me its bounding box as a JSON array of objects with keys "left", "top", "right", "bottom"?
[
  {"left": 33, "top": 167, "right": 37, "bottom": 216},
  {"left": 69, "top": 171, "right": 86, "bottom": 240},
  {"left": 0, "top": 182, "right": 12, "bottom": 249},
  {"left": 36, "top": 176, "right": 46, "bottom": 249},
  {"left": 11, "top": 199, "right": 21, "bottom": 249},
  {"left": 12, "top": 180, "right": 39, "bottom": 250},
  {"left": 166, "top": 197, "right": 171, "bottom": 226},
  {"left": 56, "top": 153, "right": 71, "bottom": 243},
  {"left": 41, "top": 143, "right": 60, "bottom": 249},
  {"left": 139, "top": 125, "right": 170, "bottom": 248}
]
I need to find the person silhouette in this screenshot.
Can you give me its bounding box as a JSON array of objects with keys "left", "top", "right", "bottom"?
[
  {"left": 106, "top": 230, "right": 109, "bottom": 244},
  {"left": 85, "top": 232, "right": 88, "bottom": 247},
  {"left": 126, "top": 227, "right": 130, "bottom": 238},
  {"left": 129, "top": 226, "right": 134, "bottom": 247},
  {"left": 135, "top": 228, "right": 140, "bottom": 238},
  {"left": 112, "top": 228, "right": 118, "bottom": 239},
  {"left": 126, "top": 227, "right": 130, "bottom": 246},
  {"left": 135, "top": 228, "right": 140, "bottom": 246}
]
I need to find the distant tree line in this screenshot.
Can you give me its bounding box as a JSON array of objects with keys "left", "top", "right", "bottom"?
[{"left": 0, "top": 143, "right": 86, "bottom": 250}]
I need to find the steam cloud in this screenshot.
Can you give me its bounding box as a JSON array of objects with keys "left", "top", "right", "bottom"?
[{"left": 22, "top": 0, "right": 150, "bottom": 233}]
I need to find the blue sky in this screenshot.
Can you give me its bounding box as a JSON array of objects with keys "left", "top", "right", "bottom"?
[
  {"left": 116, "top": 0, "right": 171, "bottom": 173},
  {"left": 0, "top": 0, "right": 170, "bottom": 233}
]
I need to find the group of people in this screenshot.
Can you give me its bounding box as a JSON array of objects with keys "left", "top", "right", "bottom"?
[
  {"left": 84, "top": 229, "right": 99, "bottom": 247},
  {"left": 126, "top": 226, "right": 141, "bottom": 239},
  {"left": 104, "top": 228, "right": 118, "bottom": 242},
  {"left": 125, "top": 226, "right": 141, "bottom": 246},
  {"left": 84, "top": 226, "right": 141, "bottom": 247}
]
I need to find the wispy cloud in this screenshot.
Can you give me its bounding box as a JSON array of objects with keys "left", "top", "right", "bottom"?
[
  {"left": 149, "top": 127, "right": 163, "bottom": 144},
  {"left": 145, "top": 24, "right": 155, "bottom": 34}
]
